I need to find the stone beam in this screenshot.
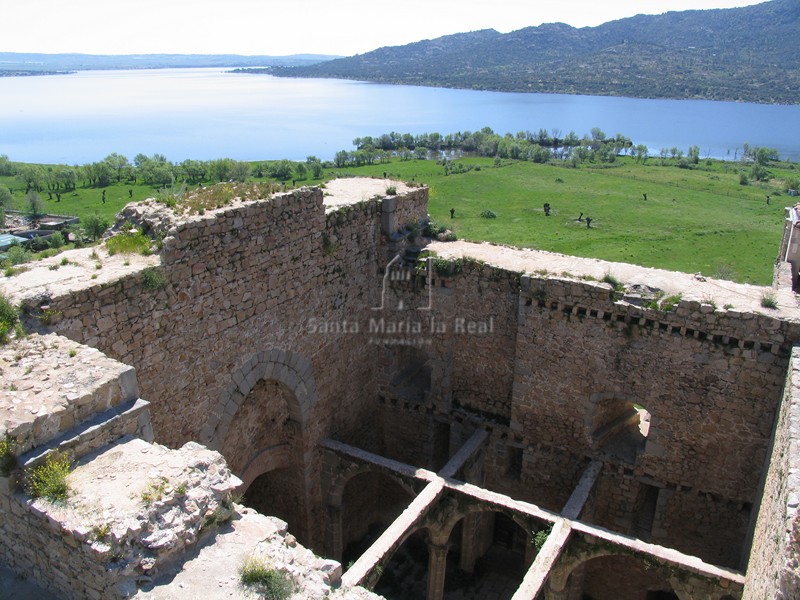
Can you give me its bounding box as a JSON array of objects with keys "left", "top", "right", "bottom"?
[
  {"left": 339, "top": 480, "right": 444, "bottom": 589},
  {"left": 320, "top": 438, "right": 437, "bottom": 483},
  {"left": 570, "top": 520, "right": 746, "bottom": 585},
  {"left": 439, "top": 429, "right": 489, "bottom": 478},
  {"left": 511, "top": 519, "right": 572, "bottom": 600},
  {"left": 561, "top": 460, "right": 603, "bottom": 520}
]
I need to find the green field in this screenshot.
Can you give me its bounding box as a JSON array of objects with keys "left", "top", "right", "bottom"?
[{"left": 2, "top": 156, "right": 796, "bottom": 285}]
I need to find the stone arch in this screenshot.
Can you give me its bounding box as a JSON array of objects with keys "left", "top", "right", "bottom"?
[
  {"left": 549, "top": 547, "right": 685, "bottom": 600},
  {"left": 198, "top": 348, "right": 319, "bottom": 546},
  {"left": 238, "top": 444, "right": 291, "bottom": 491},
  {"left": 332, "top": 466, "right": 418, "bottom": 565},
  {"left": 430, "top": 501, "right": 536, "bottom": 547},
  {"left": 200, "top": 348, "right": 319, "bottom": 450}
]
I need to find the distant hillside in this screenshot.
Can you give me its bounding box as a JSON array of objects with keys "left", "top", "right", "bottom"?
[
  {"left": 0, "top": 53, "right": 338, "bottom": 75},
  {"left": 272, "top": 0, "right": 800, "bottom": 104}
]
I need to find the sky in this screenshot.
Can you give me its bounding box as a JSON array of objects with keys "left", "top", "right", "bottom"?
[{"left": 3, "top": 0, "right": 768, "bottom": 57}]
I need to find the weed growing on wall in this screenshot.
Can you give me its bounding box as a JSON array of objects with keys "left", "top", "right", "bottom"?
[
  {"left": 26, "top": 451, "right": 72, "bottom": 503},
  {"left": 141, "top": 267, "right": 166, "bottom": 291},
  {"left": 0, "top": 434, "right": 18, "bottom": 476},
  {"left": 761, "top": 291, "right": 779, "bottom": 309},
  {"left": 239, "top": 556, "right": 294, "bottom": 599}
]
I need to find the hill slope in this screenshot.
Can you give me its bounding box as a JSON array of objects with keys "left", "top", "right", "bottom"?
[{"left": 271, "top": 0, "right": 800, "bottom": 104}]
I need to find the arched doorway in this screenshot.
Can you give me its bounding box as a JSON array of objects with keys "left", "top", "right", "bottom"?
[
  {"left": 200, "top": 349, "right": 320, "bottom": 546},
  {"left": 442, "top": 511, "right": 530, "bottom": 600},
  {"left": 339, "top": 470, "right": 417, "bottom": 568},
  {"left": 580, "top": 554, "right": 676, "bottom": 600},
  {"left": 224, "top": 378, "right": 307, "bottom": 537}
]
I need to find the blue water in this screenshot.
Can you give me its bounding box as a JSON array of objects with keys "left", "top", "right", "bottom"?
[{"left": 0, "top": 68, "right": 798, "bottom": 164}]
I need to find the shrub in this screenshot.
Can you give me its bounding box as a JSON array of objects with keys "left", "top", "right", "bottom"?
[
  {"left": 0, "top": 434, "right": 17, "bottom": 476},
  {"left": 141, "top": 267, "right": 166, "bottom": 290},
  {"left": 659, "top": 294, "right": 682, "bottom": 311},
  {"left": 0, "top": 294, "right": 19, "bottom": 345},
  {"left": 532, "top": 525, "right": 553, "bottom": 552},
  {"left": 106, "top": 230, "right": 151, "bottom": 256},
  {"left": 385, "top": 185, "right": 397, "bottom": 195},
  {"left": 48, "top": 232, "right": 65, "bottom": 249},
  {"left": 239, "top": 557, "right": 294, "bottom": 600},
  {"left": 480, "top": 209, "right": 497, "bottom": 219},
  {"left": 26, "top": 451, "right": 71, "bottom": 503},
  {"left": 601, "top": 272, "right": 623, "bottom": 292},
  {"left": 761, "top": 291, "right": 778, "bottom": 309},
  {"left": 4, "top": 245, "right": 31, "bottom": 266}
]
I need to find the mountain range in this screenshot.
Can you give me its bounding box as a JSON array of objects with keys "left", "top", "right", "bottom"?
[{"left": 269, "top": 0, "right": 800, "bottom": 104}]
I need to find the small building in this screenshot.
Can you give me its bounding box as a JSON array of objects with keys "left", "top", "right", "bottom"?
[{"left": 0, "top": 233, "right": 28, "bottom": 251}]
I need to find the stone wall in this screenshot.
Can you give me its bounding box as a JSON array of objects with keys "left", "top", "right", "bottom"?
[{"left": 743, "top": 345, "right": 800, "bottom": 599}]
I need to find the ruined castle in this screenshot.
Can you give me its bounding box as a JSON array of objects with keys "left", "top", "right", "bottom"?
[{"left": 1, "top": 177, "right": 800, "bottom": 599}]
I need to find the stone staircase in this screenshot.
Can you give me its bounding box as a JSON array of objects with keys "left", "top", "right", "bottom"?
[{"left": 0, "top": 333, "right": 376, "bottom": 600}]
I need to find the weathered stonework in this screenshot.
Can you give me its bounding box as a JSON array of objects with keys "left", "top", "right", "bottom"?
[{"left": 1, "top": 177, "right": 800, "bottom": 599}]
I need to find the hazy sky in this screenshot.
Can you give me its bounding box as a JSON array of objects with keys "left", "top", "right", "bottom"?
[{"left": 4, "top": 0, "right": 767, "bottom": 57}]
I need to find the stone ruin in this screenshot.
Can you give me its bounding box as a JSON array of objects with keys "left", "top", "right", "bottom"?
[{"left": 1, "top": 176, "right": 800, "bottom": 599}]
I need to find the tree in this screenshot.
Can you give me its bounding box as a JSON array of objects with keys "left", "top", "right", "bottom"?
[
  {"left": 103, "top": 153, "right": 130, "bottom": 182},
  {"left": 634, "top": 144, "right": 649, "bottom": 163},
  {"left": 82, "top": 213, "right": 110, "bottom": 241},
  {"left": 334, "top": 151, "right": 350, "bottom": 168},
  {"left": 26, "top": 191, "right": 44, "bottom": 219},
  {"left": 0, "top": 186, "right": 10, "bottom": 227},
  {"left": 17, "top": 165, "right": 47, "bottom": 193},
  {"left": 0, "top": 155, "right": 15, "bottom": 177},
  {"left": 294, "top": 162, "right": 307, "bottom": 181},
  {"left": 230, "top": 161, "right": 250, "bottom": 183},
  {"left": 306, "top": 156, "right": 323, "bottom": 179},
  {"left": 687, "top": 145, "right": 700, "bottom": 164},
  {"left": 269, "top": 159, "right": 294, "bottom": 181}
]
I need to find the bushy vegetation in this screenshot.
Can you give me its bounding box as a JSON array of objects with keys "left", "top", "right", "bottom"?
[
  {"left": 0, "top": 434, "right": 17, "bottom": 476},
  {"left": 0, "top": 294, "right": 19, "bottom": 344},
  {"left": 239, "top": 557, "right": 294, "bottom": 599},
  {"left": 141, "top": 267, "right": 166, "bottom": 291},
  {"left": 26, "top": 452, "right": 72, "bottom": 503},
  {"left": 106, "top": 229, "right": 151, "bottom": 255}
]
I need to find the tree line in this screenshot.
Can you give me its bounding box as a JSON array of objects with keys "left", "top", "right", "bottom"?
[
  {"left": 0, "top": 154, "right": 327, "bottom": 195},
  {"left": 339, "top": 127, "right": 646, "bottom": 167}
]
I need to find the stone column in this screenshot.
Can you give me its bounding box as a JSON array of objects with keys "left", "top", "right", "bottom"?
[
  {"left": 459, "top": 513, "right": 481, "bottom": 573},
  {"left": 426, "top": 542, "right": 449, "bottom": 600},
  {"left": 327, "top": 505, "right": 343, "bottom": 561}
]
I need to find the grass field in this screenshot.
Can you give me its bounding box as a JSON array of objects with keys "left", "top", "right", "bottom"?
[{"left": 1, "top": 156, "right": 796, "bottom": 285}]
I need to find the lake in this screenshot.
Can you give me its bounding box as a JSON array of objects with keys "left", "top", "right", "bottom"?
[{"left": 1, "top": 68, "right": 798, "bottom": 164}]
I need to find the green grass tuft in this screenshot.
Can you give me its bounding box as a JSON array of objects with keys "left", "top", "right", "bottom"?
[
  {"left": 239, "top": 557, "right": 294, "bottom": 599},
  {"left": 106, "top": 230, "right": 152, "bottom": 256}
]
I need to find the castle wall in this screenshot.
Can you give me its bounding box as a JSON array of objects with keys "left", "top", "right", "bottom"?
[{"left": 743, "top": 345, "right": 800, "bottom": 599}]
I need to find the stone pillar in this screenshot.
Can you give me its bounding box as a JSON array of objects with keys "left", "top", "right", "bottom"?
[
  {"left": 327, "top": 505, "right": 343, "bottom": 561},
  {"left": 426, "top": 542, "right": 449, "bottom": 600},
  {"left": 459, "top": 513, "right": 481, "bottom": 573}
]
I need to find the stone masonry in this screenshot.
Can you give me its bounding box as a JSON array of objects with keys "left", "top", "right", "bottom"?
[{"left": 1, "top": 177, "right": 800, "bottom": 599}]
